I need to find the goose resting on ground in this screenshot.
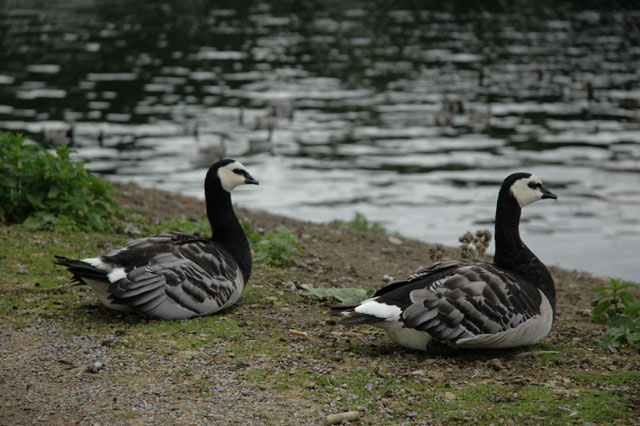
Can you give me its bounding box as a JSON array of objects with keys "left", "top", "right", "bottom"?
[
  {"left": 335, "top": 172, "right": 558, "bottom": 350},
  {"left": 55, "top": 159, "right": 258, "bottom": 320}
]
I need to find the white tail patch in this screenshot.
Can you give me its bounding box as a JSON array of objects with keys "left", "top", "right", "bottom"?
[
  {"left": 351, "top": 299, "right": 432, "bottom": 351},
  {"left": 82, "top": 257, "right": 110, "bottom": 270},
  {"left": 353, "top": 299, "right": 402, "bottom": 321},
  {"left": 80, "top": 257, "right": 125, "bottom": 282},
  {"left": 107, "top": 267, "right": 127, "bottom": 283}
]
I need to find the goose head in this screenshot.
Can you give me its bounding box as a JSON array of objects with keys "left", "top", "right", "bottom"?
[
  {"left": 207, "top": 159, "right": 259, "bottom": 193},
  {"left": 506, "top": 172, "right": 557, "bottom": 208}
]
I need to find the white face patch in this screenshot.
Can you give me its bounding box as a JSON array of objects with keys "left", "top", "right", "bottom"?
[
  {"left": 510, "top": 174, "right": 545, "bottom": 207},
  {"left": 218, "top": 161, "right": 250, "bottom": 192}
]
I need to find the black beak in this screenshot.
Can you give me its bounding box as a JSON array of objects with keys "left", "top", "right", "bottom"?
[
  {"left": 245, "top": 173, "right": 259, "bottom": 185},
  {"left": 541, "top": 188, "right": 557, "bottom": 200}
]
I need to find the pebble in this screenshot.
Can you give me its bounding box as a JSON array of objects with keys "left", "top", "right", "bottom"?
[
  {"left": 443, "top": 392, "right": 457, "bottom": 402},
  {"left": 124, "top": 223, "right": 142, "bottom": 235},
  {"left": 387, "top": 236, "right": 402, "bottom": 245},
  {"left": 488, "top": 358, "right": 504, "bottom": 371},
  {"left": 87, "top": 361, "right": 103, "bottom": 373}
]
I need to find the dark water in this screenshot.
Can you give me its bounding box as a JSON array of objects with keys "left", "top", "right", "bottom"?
[{"left": 1, "top": 0, "right": 639, "bottom": 282}]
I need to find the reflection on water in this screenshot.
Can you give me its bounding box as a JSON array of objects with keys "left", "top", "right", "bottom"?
[{"left": 1, "top": 1, "right": 639, "bottom": 282}]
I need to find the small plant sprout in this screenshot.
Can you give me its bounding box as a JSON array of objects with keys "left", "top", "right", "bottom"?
[
  {"left": 458, "top": 229, "right": 492, "bottom": 259},
  {"left": 331, "top": 212, "right": 388, "bottom": 235},
  {"left": 154, "top": 217, "right": 211, "bottom": 236},
  {"left": 591, "top": 278, "right": 640, "bottom": 350},
  {"left": 241, "top": 219, "right": 263, "bottom": 248},
  {"left": 429, "top": 244, "right": 445, "bottom": 263},
  {"left": 242, "top": 221, "right": 306, "bottom": 267}
]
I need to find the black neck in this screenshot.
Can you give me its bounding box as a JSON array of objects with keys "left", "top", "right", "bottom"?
[
  {"left": 493, "top": 191, "right": 556, "bottom": 313},
  {"left": 206, "top": 188, "right": 252, "bottom": 282}
]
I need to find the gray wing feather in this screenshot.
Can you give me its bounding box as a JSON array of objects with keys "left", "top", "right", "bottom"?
[
  {"left": 107, "top": 233, "right": 244, "bottom": 319},
  {"left": 401, "top": 260, "right": 542, "bottom": 344}
]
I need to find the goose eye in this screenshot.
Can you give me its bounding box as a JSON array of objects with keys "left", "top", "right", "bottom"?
[
  {"left": 528, "top": 181, "right": 540, "bottom": 190},
  {"left": 233, "top": 168, "right": 247, "bottom": 176}
]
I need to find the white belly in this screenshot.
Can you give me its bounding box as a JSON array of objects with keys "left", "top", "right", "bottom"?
[
  {"left": 371, "top": 292, "right": 553, "bottom": 350},
  {"left": 85, "top": 279, "right": 132, "bottom": 312},
  {"left": 455, "top": 294, "right": 554, "bottom": 348},
  {"left": 376, "top": 320, "right": 432, "bottom": 351}
]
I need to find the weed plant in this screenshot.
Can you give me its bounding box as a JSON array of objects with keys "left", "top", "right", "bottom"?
[
  {"left": 592, "top": 278, "right": 640, "bottom": 350},
  {"left": 144, "top": 217, "right": 211, "bottom": 237},
  {"left": 242, "top": 221, "right": 305, "bottom": 267},
  {"left": 428, "top": 244, "right": 445, "bottom": 262},
  {"left": 458, "top": 229, "right": 492, "bottom": 259},
  {"left": 0, "top": 132, "right": 119, "bottom": 231},
  {"left": 331, "top": 212, "right": 388, "bottom": 234}
]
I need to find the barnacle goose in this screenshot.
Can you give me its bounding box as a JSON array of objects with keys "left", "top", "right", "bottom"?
[
  {"left": 55, "top": 159, "right": 258, "bottom": 320},
  {"left": 336, "top": 172, "right": 558, "bottom": 350}
]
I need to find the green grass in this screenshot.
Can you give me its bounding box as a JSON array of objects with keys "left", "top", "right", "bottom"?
[
  {"left": 330, "top": 212, "right": 389, "bottom": 235},
  {"left": 573, "top": 370, "right": 640, "bottom": 387},
  {"left": 123, "top": 411, "right": 140, "bottom": 420},
  {"left": 242, "top": 362, "right": 635, "bottom": 424},
  {"left": 452, "top": 383, "right": 630, "bottom": 424},
  {"left": 0, "top": 225, "right": 128, "bottom": 329}
]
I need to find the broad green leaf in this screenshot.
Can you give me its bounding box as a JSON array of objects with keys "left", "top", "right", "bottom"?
[
  {"left": 591, "top": 301, "right": 611, "bottom": 324},
  {"left": 619, "top": 291, "right": 637, "bottom": 306},
  {"left": 624, "top": 303, "right": 640, "bottom": 317},
  {"left": 47, "top": 186, "right": 59, "bottom": 199},
  {"left": 0, "top": 131, "right": 120, "bottom": 230},
  {"left": 25, "top": 189, "right": 45, "bottom": 207}
]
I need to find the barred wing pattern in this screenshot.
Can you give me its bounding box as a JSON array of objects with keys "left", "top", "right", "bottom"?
[
  {"left": 398, "top": 260, "right": 543, "bottom": 344},
  {"left": 105, "top": 233, "right": 244, "bottom": 319}
]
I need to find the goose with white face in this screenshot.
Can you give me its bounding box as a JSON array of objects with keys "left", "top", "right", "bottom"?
[
  {"left": 510, "top": 174, "right": 557, "bottom": 207},
  {"left": 218, "top": 161, "right": 259, "bottom": 192},
  {"left": 335, "top": 172, "right": 559, "bottom": 351}
]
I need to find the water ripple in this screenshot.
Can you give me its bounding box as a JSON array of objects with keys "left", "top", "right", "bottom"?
[{"left": 1, "top": 0, "right": 639, "bottom": 281}]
